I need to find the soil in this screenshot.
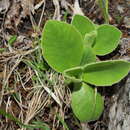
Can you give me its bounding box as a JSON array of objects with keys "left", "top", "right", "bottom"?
[{"left": 0, "top": 0, "right": 130, "bottom": 130}]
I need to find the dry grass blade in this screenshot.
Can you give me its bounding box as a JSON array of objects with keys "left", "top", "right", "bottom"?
[
  {"left": 0, "top": 56, "right": 22, "bottom": 107},
  {"left": 38, "top": 0, "right": 46, "bottom": 27},
  {"left": 0, "top": 64, "right": 7, "bottom": 107},
  {"left": 21, "top": 0, "right": 35, "bottom": 17},
  {"left": 23, "top": 88, "right": 48, "bottom": 130},
  {"left": 0, "top": 0, "right": 10, "bottom": 13},
  {"left": 5, "top": 96, "right": 11, "bottom": 122},
  {"left": 53, "top": 74, "right": 71, "bottom": 105},
  {"left": 34, "top": 70, "right": 62, "bottom": 107},
  {"left": 0, "top": 46, "right": 39, "bottom": 63},
  {"left": 73, "top": 0, "right": 84, "bottom": 15},
  {"left": 3, "top": 56, "right": 22, "bottom": 86},
  {"left": 81, "top": 123, "right": 91, "bottom": 130},
  {"left": 53, "top": 0, "right": 61, "bottom": 20}
]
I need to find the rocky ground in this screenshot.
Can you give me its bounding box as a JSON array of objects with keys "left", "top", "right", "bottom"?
[{"left": 0, "top": 0, "right": 130, "bottom": 130}]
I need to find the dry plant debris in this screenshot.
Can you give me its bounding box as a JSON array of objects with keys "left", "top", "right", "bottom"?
[{"left": 0, "top": 0, "right": 130, "bottom": 130}]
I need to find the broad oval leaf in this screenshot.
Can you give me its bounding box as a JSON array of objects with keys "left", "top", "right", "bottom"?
[
  {"left": 92, "top": 24, "right": 122, "bottom": 55},
  {"left": 82, "top": 60, "right": 130, "bottom": 86},
  {"left": 71, "top": 14, "right": 95, "bottom": 38},
  {"left": 80, "top": 47, "right": 97, "bottom": 66},
  {"left": 71, "top": 83, "right": 104, "bottom": 122},
  {"left": 41, "top": 20, "right": 84, "bottom": 72}
]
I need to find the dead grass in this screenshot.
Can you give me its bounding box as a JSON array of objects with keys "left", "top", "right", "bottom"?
[
  {"left": 0, "top": 0, "right": 130, "bottom": 130},
  {"left": 0, "top": 0, "right": 73, "bottom": 129},
  {"left": 0, "top": 0, "right": 110, "bottom": 129}
]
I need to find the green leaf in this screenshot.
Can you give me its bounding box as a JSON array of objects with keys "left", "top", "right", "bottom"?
[
  {"left": 8, "top": 35, "right": 17, "bottom": 46},
  {"left": 92, "top": 24, "right": 122, "bottom": 55},
  {"left": 0, "top": 48, "right": 6, "bottom": 53},
  {"left": 31, "top": 121, "right": 50, "bottom": 130},
  {"left": 0, "top": 109, "right": 23, "bottom": 126},
  {"left": 0, "top": 108, "right": 50, "bottom": 129},
  {"left": 71, "top": 14, "right": 95, "bottom": 38},
  {"left": 56, "top": 114, "right": 70, "bottom": 130},
  {"left": 71, "top": 83, "right": 104, "bottom": 122},
  {"left": 64, "top": 66, "right": 83, "bottom": 82},
  {"left": 97, "top": 0, "right": 109, "bottom": 23},
  {"left": 84, "top": 30, "right": 97, "bottom": 47},
  {"left": 92, "top": 90, "right": 104, "bottom": 119},
  {"left": 41, "top": 20, "right": 84, "bottom": 72},
  {"left": 82, "top": 60, "right": 130, "bottom": 86},
  {"left": 80, "top": 47, "right": 97, "bottom": 66},
  {"left": 12, "top": 92, "right": 21, "bottom": 102}
]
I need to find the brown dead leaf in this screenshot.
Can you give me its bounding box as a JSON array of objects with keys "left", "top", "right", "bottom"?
[
  {"left": 5, "top": 0, "right": 22, "bottom": 29},
  {"left": 4, "top": 0, "right": 34, "bottom": 30},
  {"left": 34, "top": 0, "right": 45, "bottom": 10},
  {"left": 21, "top": 0, "right": 35, "bottom": 17},
  {"left": 0, "top": 0, "right": 10, "bottom": 14},
  {"left": 53, "top": 0, "right": 61, "bottom": 20}
]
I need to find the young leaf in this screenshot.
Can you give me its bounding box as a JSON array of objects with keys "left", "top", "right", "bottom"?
[
  {"left": 64, "top": 66, "right": 83, "bottom": 82},
  {"left": 82, "top": 60, "right": 130, "bottom": 86},
  {"left": 84, "top": 30, "right": 97, "bottom": 47},
  {"left": 71, "top": 83, "right": 104, "bottom": 122},
  {"left": 71, "top": 14, "right": 95, "bottom": 38},
  {"left": 41, "top": 20, "right": 84, "bottom": 72},
  {"left": 80, "top": 47, "right": 97, "bottom": 66},
  {"left": 92, "top": 24, "right": 122, "bottom": 55}
]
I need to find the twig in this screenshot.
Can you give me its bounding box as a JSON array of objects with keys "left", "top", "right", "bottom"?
[{"left": 38, "top": 0, "right": 46, "bottom": 28}]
